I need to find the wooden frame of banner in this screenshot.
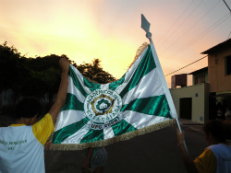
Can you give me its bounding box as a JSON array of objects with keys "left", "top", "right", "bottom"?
[{"left": 141, "top": 14, "right": 188, "bottom": 152}]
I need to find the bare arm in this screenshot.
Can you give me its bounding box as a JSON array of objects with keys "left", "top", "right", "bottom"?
[
  {"left": 82, "top": 147, "right": 95, "bottom": 171},
  {"left": 176, "top": 128, "right": 198, "bottom": 173},
  {"left": 49, "top": 58, "right": 69, "bottom": 123}
]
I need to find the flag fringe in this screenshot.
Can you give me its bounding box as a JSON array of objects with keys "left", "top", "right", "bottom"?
[
  {"left": 50, "top": 119, "right": 174, "bottom": 151},
  {"left": 128, "top": 42, "right": 149, "bottom": 69}
]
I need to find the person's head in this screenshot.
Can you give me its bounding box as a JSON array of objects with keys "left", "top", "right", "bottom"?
[
  {"left": 13, "top": 97, "right": 42, "bottom": 125},
  {"left": 202, "top": 120, "right": 226, "bottom": 145},
  {"left": 223, "top": 120, "right": 231, "bottom": 141}
]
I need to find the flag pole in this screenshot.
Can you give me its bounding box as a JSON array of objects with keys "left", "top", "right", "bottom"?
[{"left": 141, "top": 14, "right": 188, "bottom": 152}]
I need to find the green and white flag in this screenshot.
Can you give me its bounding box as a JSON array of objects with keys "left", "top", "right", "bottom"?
[{"left": 51, "top": 44, "right": 175, "bottom": 150}]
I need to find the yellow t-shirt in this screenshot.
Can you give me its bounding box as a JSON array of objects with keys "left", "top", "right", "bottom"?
[
  {"left": 32, "top": 113, "right": 54, "bottom": 145},
  {"left": 194, "top": 148, "right": 216, "bottom": 173}
]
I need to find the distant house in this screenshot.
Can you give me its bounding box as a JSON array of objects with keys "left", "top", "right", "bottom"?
[
  {"left": 170, "top": 38, "right": 231, "bottom": 123},
  {"left": 189, "top": 67, "right": 208, "bottom": 85},
  {"left": 202, "top": 38, "right": 231, "bottom": 93},
  {"left": 202, "top": 38, "right": 231, "bottom": 119},
  {"left": 170, "top": 69, "right": 209, "bottom": 123}
]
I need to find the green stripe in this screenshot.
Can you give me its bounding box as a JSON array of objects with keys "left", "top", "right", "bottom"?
[
  {"left": 121, "top": 95, "right": 172, "bottom": 118},
  {"left": 52, "top": 117, "right": 89, "bottom": 144},
  {"left": 119, "top": 45, "right": 156, "bottom": 98},
  {"left": 61, "top": 93, "right": 84, "bottom": 111},
  {"left": 109, "top": 74, "right": 125, "bottom": 91},
  {"left": 80, "top": 129, "right": 104, "bottom": 143},
  {"left": 111, "top": 119, "right": 136, "bottom": 136},
  {"left": 83, "top": 77, "right": 100, "bottom": 92},
  {"left": 69, "top": 66, "right": 88, "bottom": 97}
]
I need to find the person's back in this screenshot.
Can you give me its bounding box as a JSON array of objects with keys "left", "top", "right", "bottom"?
[
  {"left": 0, "top": 58, "right": 69, "bottom": 173},
  {"left": 0, "top": 114, "right": 53, "bottom": 173},
  {"left": 177, "top": 120, "right": 231, "bottom": 173},
  {"left": 209, "top": 143, "right": 231, "bottom": 173}
]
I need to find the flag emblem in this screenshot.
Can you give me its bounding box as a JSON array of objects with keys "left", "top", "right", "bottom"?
[{"left": 84, "top": 89, "right": 123, "bottom": 127}]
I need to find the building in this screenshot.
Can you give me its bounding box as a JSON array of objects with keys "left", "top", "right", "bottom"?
[
  {"left": 170, "top": 70, "right": 209, "bottom": 123},
  {"left": 202, "top": 38, "right": 231, "bottom": 119},
  {"left": 170, "top": 38, "right": 231, "bottom": 123}
]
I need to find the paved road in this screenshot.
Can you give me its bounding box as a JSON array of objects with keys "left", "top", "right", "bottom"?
[{"left": 45, "top": 123, "right": 208, "bottom": 173}]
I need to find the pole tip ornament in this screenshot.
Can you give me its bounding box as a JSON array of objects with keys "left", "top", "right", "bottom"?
[{"left": 141, "top": 14, "right": 152, "bottom": 39}]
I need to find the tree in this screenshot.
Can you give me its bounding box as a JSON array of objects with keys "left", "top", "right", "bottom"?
[
  {"left": 0, "top": 42, "right": 116, "bottom": 96},
  {"left": 77, "top": 59, "right": 116, "bottom": 84},
  {"left": 0, "top": 42, "right": 31, "bottom": 93},
  {"left": 0, "top": 41, "right": 117, "bottom": 115}
]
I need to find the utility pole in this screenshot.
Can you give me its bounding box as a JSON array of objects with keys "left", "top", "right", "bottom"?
[{"left": 222, "top": 0, "right": 231, "bottom": 39}]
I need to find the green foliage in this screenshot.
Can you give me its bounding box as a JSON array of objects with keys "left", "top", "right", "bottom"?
[
  {"left": 0, "top": 42, "right": 116, "bottom": 97},
  {"left": 23, "top": 54, "right": 64, "bottom": 96},
  {"left": 0, "top": 42, "right": 31, "bottom": 92},
  {"left": 77, "top": 59, "right": 116, "bottom": 84}
]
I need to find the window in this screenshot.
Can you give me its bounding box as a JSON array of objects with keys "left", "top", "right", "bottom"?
[
  {"left": 225, "top": 55, "right": 231, "bottom": 75},
  {"left": 195, "top": 75, "right": 205, "bottom": 84}
]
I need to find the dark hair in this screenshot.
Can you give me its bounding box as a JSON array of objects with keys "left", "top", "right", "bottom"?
[
  {"left": 223, "top": 120, "right": 231, "bottom": 140},
  {"left": 203, "top": 120, "right": 231, "bottom": 142},
  {"left": 13, "top": 97, "right": 42, "bottom": 119}
]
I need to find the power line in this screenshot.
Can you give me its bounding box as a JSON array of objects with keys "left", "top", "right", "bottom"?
[
  {"left": 164, "top": 56, "right": 207, "bottom": 76},
  {"left": 161, "top": 0, "right": 231, "bottom": 77},
  {"left": 156, "top": 0, "right": 195, "bottom": 45},
  {"left": 228, "top": 30, "right": 231, "bottom": 39},
  {"left": 158, "top": 0, "right": 221, "bottom": 56},
  {"left": 164, "top": 29, "right": 231, "bottom": 77},
  {"left": 222, "top": 0, "right": 231, "bottom": 12},
  {"left": 162, "top": 13, "right": 231, "bottom": 63},
  {"left": 158, "top": 0, "right": 203, "bottom": 50},
  {"left": 222, "top": 0, "right": 231, "bottom": 39}
]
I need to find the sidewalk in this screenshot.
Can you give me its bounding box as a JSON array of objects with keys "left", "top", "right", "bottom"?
[{"left": 176, "top": 118, "right": 204, "bottom": 132}]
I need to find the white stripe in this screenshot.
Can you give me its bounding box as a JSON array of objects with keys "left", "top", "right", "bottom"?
[
  {"left": 67, "top": 76, "right": 85, "bottom": 103},
  {"left": 70, "top": 64, "right": 91, "bottom": 94},
  {"left": 103, "top": 126, "right": 115, "bottom": 139},
  {"left": 55, "top": 110, "right": 86, "bottom": 131},
  {"left": 149, "top": 43, "right": 177, "bottom": 119},
  {"left": 123, "top": 111, "right": 170, "bottom": 129},
  {"left": 122, "top": 68, "right": 164, "bottom": 105},
  {"left": 101, "top": 84, "right": 109, "bottom": 90},
  {"left": 115, "top": 47, "right": 148, "bottom": 94},
  {"left": 61, "top": 124, "right": 90, "bottom": 144}
]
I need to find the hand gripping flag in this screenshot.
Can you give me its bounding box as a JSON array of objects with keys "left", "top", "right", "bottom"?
[{"left": 51, "top": 43, "right": 175, "bottom": 150}]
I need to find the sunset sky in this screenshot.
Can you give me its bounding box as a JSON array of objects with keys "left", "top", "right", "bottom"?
[{"left": 1, "top": 0, "right": 231, "bottom": 87}]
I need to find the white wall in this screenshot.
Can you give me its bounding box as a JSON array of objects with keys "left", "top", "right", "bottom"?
[{"left": 170, "top": 83, "right": 209, "bottom": 123}]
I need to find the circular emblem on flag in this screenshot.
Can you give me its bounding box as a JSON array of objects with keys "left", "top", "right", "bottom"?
[{"left": 84, "top": 89, "right": 122, "bottom": 124}]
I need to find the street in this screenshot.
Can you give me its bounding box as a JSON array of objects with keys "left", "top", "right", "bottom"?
[{"left": 45, "top": 122, "right": 208, "bottom": 173}]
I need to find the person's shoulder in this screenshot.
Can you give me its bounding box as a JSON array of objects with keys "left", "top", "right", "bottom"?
[
  {"left": 1, "top": 125, "right": 30, "bottom": 130},
  {"left": 209, "top": 143, "right": 227, "bottom": 148},
  {"left": 201, "top": 148, "right": 214, "bottom": 156},
  {"left": 33, "top": 113, "right": 53, "bottom": 128},
  {"left": 208, "top": 144, "right": 219, "bottom": 150},
  {"left": 35, "top": 113, "right": 52, "bottom": 124},
  {"left": 208, "top": 143, "right": 231, "bottom": 154},
  {"left": 43, "top": 113, "right": 52, "bottom": 118}
]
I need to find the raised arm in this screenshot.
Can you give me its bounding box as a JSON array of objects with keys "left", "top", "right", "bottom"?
[
  {"left": 49, "top": 58, "right": 69, "bottom": 123},
  {"left": 176, "top": 128, "right": 198, "bottom": 173},
  {"left": 82, "top": 147, "right": 95, "bottom": 172}
]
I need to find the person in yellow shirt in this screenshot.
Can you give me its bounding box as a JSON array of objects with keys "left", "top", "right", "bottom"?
[
  {"left": 176, "top": 120, "right": 231, "bottom": 173},
  {"left": 0, "top": 58, "right": 69, "bottom": 173}
]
